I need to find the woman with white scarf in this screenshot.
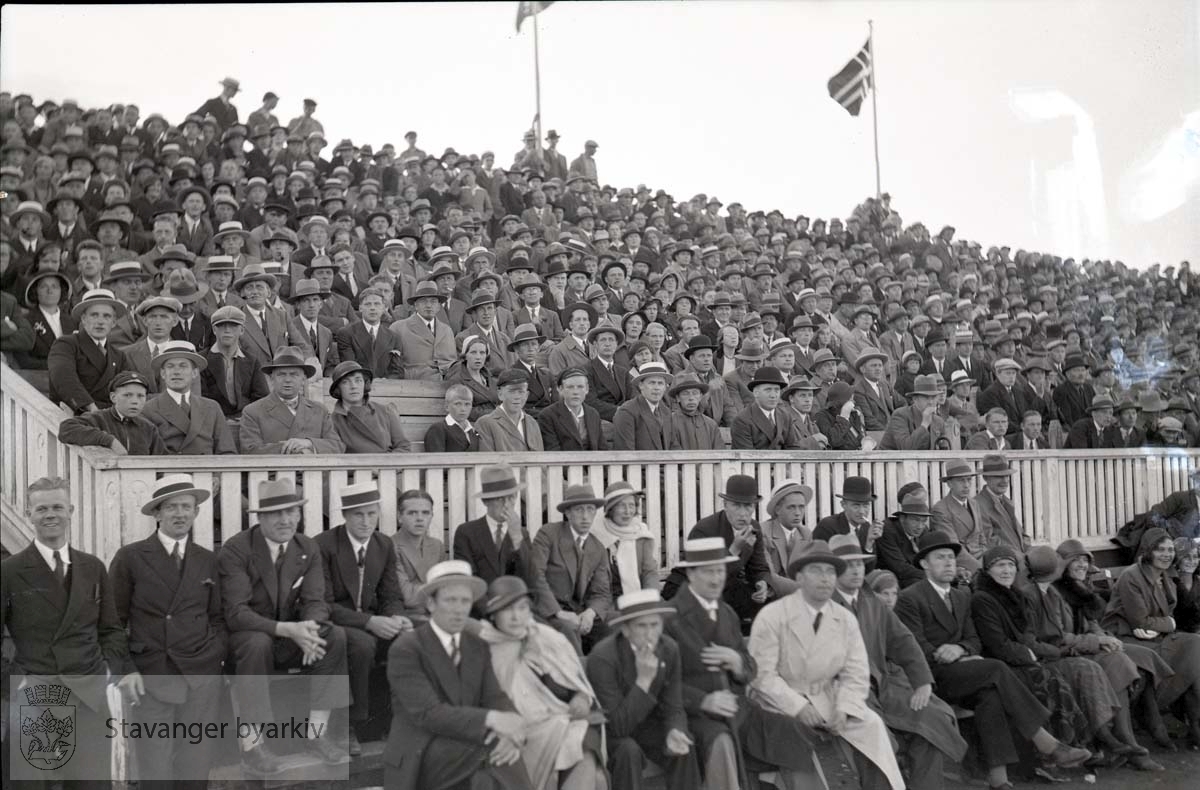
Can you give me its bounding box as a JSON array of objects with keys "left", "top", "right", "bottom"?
[
  {"left": 478, "top": 575, "right": 607, "bottom": 790},
  {"left": 589, "top": 482, "right": 660, "bottom": 600}
]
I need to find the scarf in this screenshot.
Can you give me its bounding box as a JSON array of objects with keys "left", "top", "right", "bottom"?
[{"left": 590, "top": 516, "right": 655, "bottom": 594}]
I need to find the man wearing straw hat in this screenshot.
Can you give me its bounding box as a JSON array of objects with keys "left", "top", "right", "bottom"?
[
  {"left": 109, "top": 474, "right": 226, "bottom": 788},
  {"left": 760, "top": 480, "right": 815, "bottom": 597},
  {"left": 666, "top": 537, "right": 820, "bottom": 790},
  {"left": 142, "top": 340, "right": 235, "bottom": 455},
  {"left": 48, "top": 287, "right": 132, "bottom": 413},
  {"left": 612, "top": 361, "right": 675, "bottom": 450},
  {"left": 219, "top": 478, "right": 351, "bottom": 773},
  {"left": 749, "top": 540, "right": 905, "bottom": 790},
  {"left": 315, "top": 480, "right": 409, "bottom": 757},
  {"left": 384, "top": 559, "right": 534, "bottom": 790},
  {"left": 585, "top": 589, "right": 702, "bottom": 790}
]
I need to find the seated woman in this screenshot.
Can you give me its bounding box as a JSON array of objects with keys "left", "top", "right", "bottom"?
[
  {"left": 971, "top": 546, "right": 1113, "bottom": 759},
  {"left": 443, "top": 334, "right": 498, "bottom": 422},
  {"left": 865, "top": 569, "right": 900, "bottom": 609},
  {"left": 1173, "top": 538, "right": 1200, "bottom": 633},
  {"left": 814, "top": 382, "right": 866, "bottom": 451},
  {"left": 15, "top": 270, "right": 74, "bottom": 371},
  {"left": 477, "top": 575, "right": 606, "bottom": 790},
  {"left": 590, "top": 482, "right": 659, "bottom": 602},
  {"left": 1025, "top": 546, "right": 1164, "bottom": 770},
  {"left": 1102, "top": 527, "right": 1200, "bottom": 750},
  {"left": 328, "top": 360, "right": 410, "bottom": 453}
]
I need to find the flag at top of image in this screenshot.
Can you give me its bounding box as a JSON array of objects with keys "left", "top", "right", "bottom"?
[
  {"left": 828, "top": 38, "right": 872, "bottom": 116},
  {"left": 516, "top": 1, "right": 555, "bottom": 31}
]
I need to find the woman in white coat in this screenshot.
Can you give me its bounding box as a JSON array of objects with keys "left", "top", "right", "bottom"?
[{"left": 749, "top": 540, "right": 906, "bottom": 790}]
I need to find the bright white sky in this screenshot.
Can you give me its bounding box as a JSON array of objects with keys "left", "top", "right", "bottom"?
[{"left": 3, "top": 1, "right": 1197, "bottom": 268}]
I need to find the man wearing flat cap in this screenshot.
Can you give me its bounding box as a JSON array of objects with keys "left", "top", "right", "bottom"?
[
  {"left": 119, "top": 295, "right": 182, "bottom": 394},
  {"left": 48, "top": 288, "right": 132, "bottom": 413},
  {"left": 385, "top": 559, "right": 534, "bottom": 790},
  {"left": 58, "top": 370, "right": 167, "bottom": 454}
]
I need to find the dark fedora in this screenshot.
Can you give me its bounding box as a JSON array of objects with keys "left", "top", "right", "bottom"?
[
  {"left": 556, "top": 484, "right": 605, "bottom": 512},
  {"left": 406, "top": 280, "right": 444, "bottom": 305},
  {"left": 786, "top": 540, "right": 847, "bottom": 577},
  {"left": 261, "top": 346, "right": 317, "bottom": 378},
  {"left": 747, "top": 366, "right": 788, "bottom": 391},
  {"left": 979, "top": 454, "right": 1015, "bottom": 477},
  {"left": 719, "top": 474, "right": 762, "bottom": 504},
  {"left": 913, "top": 530, "right": 962, "bottom": 562},
  {"left": 836, "top": 476, "right": 876, "bottom": 503},
  {"left": 1062, "top": 352, "right": 1088, "bottom": 372},
  {"left": 681, "top": 335, "right": 718, "bottom": 358},
  {"left": 482, "top": 575, "right": 534, "bottom": 616}
]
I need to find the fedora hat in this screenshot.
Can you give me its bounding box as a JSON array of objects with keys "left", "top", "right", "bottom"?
[
  {"left": 786, "top": 540, "right": 846, "bottom": 577},
  {"left": 288, "top": 277, "right": 330, "bottom": 303},
  {"left": 1025, "top": 545, "right": 1064, "bottom": 583},
  {"left": 151, "top": 339, "right": 207, "bottom": 373},
  {"left": 328, "top": 360, "right": 373, "bottom": 398},
  {"left": 1062, "top": 352, "right": 1088, "bottom": 372},
  {"left": 507, "top": 323, "right": 546, "bottom": 350},
  {"left": 676, "top": 537, "right": 739, "bottom": 568},
  {"left": 893, "top": 500, "right": 931, "bottom": 518},
  {"left": 232, "top": 263, "right": 278, "bottom": 292},
  {"left": 719, "top": 474, "right": 762, "bottom": 504},
  {"left": 747, "top": 366, "right": 788, "bottom": 391},
  {"left": 609, "top": 589, "right": 676, "bottom": 626},
  {"left": 630, "top": 361, "right": 673, "bottom": 384},
  {"left": 837, "top": 476, "right": 876, "bottom": 502},
  {"left": 22, "top": 270, "right": 72, "bottom": 308},
  {"left": 681, "top": 335, "right": 717, "bottom": 358},
  {"left": 735, "top": 340, "right": 768, "bottom": 361},
  {"left": 482, "top": 575, "right": 534, "bottom": 616},
  {"left": 406, "top": 280, "right": 444, "bottom": 305},
  {"left": 338, "top": 480, "right": 381, "bottom": 511},
  {"left": 810, "top": 348, "right": 839, "bottom": 367},
  {"left": 940, "top": 460, "right": 979, "bottom": 481},
  {"left": 829, "top": 533, "right": 875, "bottom": 562},
  {"left": 261, "top": 346, "right": 318, "bottom": 378},
  {"left": 603, "top": 481, "right": 644, "bottom": 512},
  {"left": 906, "top": 374, "right": 942, "bottom": 398},
  {"left": 853, "top": 347, "right": 888, "bottom": 370},
  {"left": 668, "top": 373, "right": 708, "bottom": 398},
  {"left": 160, "top": 266, "right": 208, "bottom": 302},
  {"left": 71, "top": 288, "right": 127, "bottom": 320},
  {"left": 1137, "top": 390, "right": 1168, "bottom": 413},
  {"left": 140, "top": 473, "right": 211, "bottom": 515},
  {"left": 475, "top": 464, "right": 524, "bottom": 500},
  {"left": 556, "top": 483, "right": 605, "bottom": 512},
  {"left": 465, "top": 289, "right": 501, "bottom": 312},
  {"left": 1086, "top": 394, "right": 1116, "bottom": 412},
  {"left": 979, "top": 454, "right": 1015, "bottom": 477},
  {"left": 766, "top": 480, "right": 812, "bottom": 517},
  {"left": 419, "top": 560, "right": 487, "bottom": 601},
  {"left": 913, "top": 530, "right": 961, "bottom": 562},
  {"left": 249, "top": 478, "right": 307, "bottom": 513},
  {"left": 587, "top": 324, "right": 625, "bottom": 345}
]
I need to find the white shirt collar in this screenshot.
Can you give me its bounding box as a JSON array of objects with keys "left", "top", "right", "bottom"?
[
  {"left": 485, "top": 513, "right": 506, "bottom": 533},
  {"left": 429, "top": 620, "right": 460, "bottom": 658},
  {"left": 33, "top": 539, "right": 71, "bottom": 571},
  {"left": 445, "top": 414, "right": 473, "bottom": 432},
  {"left": 689, "top": 586, "right": 720, "bottom": 613},
  {"left": 345, "top": 530, "right": 370, "bottom": 555},
  {"left": 264, "top": 535, "right": 289, "bottom": 556},
  {"left": 928, "top": 579, "right": 952, "bottom": 597},
  {"left": 168, "top": 388, "right": 188, "bottom": 407},
  {"left": 760, "top": 407, "right": 775, "bottom": 421},
  {"left": 156, "top": 530, "right": 186, "bottom": 558},
  {"left": 797, "top": 595, "right": 828, "bottom": 621}
]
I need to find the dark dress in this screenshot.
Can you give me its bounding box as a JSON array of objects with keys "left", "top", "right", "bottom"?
[
  {"left": 1172, "top": 572, "right": 1200, "bottom": 633},
  {"left": 814, "top": 405, "right": 864, "bottom": 450},
  {"left": 444, "top": 361, "right": 499, "bottom": 422}
]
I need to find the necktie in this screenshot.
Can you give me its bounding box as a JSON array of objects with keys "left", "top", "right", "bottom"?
[
  {"left": 53, "top": 549, "right": 66, "bottom": 586},
  {"left": 150, "top": 344, "right": 159, "bottom": 358},
  {"left": 356, "top": 546, "right": 366, "bottom": 610},
  {"left": 994, "top": 437, "right": 1002, "bottom": 450},
  {"left": 707, "top": 605, "right": 718, "bottom": 622},
  {"left": 275, "top": 543, "right": 286, "bottom": 572},
  {"left": 309, "top": 325, "right": 318, "bottom": 350},
  {"left": 494, "top": 524, "right": 505, "bottom": 552},
  {"left": 532, "top": 308, "right": 539, "bottom": 323},
  {"left": 785, "top": 530, "right": 795, "bottom": 554},
  {"left": 427, "top": 322, "right": 435, "bottom": 335},
  {"left": 449, "top": 634, "right": 461, "bottom": 667},
  {"left": 172, "top": 541, "right": 183, "bottom": 572},
  {"left": 575, "top": 411, "right": 586, "bottom": 441},
  {"left": 577, "top": 536, "right": 587, "bottom": 575},
  {"left": 944, "top": 591, "right": 955, "bottom": 617},
  {"left": 812, "top": 611, "right": 822, "bottom": 633},
  {"left": 180, "top": 393, "right": 189, "bottom": 411}
]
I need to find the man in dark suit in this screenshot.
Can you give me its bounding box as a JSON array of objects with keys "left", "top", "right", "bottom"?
[
  {"left": 423, "top": 384, "right": 481, "bottom": 452},
  {"left": 662, "top": 475, "right": 773, "bottom": 624},
  {"left": 584, "top": 324, "right": 630, "bottom": 420},
  {"left": 1108, "top": 399, "right": 1147, "bottom": 448},
  {"left": 47, "top": 288, "right": 131, "bottom": 412},
  {"left": 303, "top": 256, "right": 358, "bottom": 331},
  {"left": 452, "top": 464, "right": 536, "bottom": 587},
  {"left": 612, "top": 362, "right": 673, "bottom": 451},
  {"left": 874, "top": 491, "right": 933, "bottom": 589},
  {"left": 895, "top": 531, "right": 1091, "bottom": 788},
  {"left": 813, "top": 476, "right": 884, "bottom": 553},
  {"left": 729, "top": 366, "right": 806, "bottom": 449},
  {"left": 218, "top": 479, "right": 351, "bottom": 772},
  {"left": 538, "top": 367, "right": 604, "bottom": 451},
  {"left": 109, "top": 475, "right": 226, "bottom": 789},
  {"left": 384, "top": 560, "right": 534, "bottom": 790},
  {"left": 975, "top": 358, "right": 1026, "bottom": 429},
  {"left": 944, "top": 331, "right": 990, "bottom": 390},
  {"left": 193, "top": 77, "right": 241, "bottom": 131},
  {"left": 508, "top": 323, "right": 557, "bottom": 417},
  {"left": 167, "top": 278, "right": 214, "bottom": 350},
  {"left": 1, "top": 476, "right": 133, "bottom": 788},
  {"left": 529, "top": 484, "right": 613, "bottom": 654},
  {"left": 1008, "top": 410, "right": 1050, "bottom": 450},
  {"left": 141, "top": 340, "right": 237, "bottom": 454},
  {"left": 334, "top": 288, "right": 404, "bottom": 379},
  {"left": 288, "top": 278, "right": 340, "bottom": 376},
  {"left": 200, "top": 305, "right": 271, "bottom": 420},
  {"left": 315, "top": 482, "right": 411, "bottom": 755},
  {"left": 1052, "top": 353, "right": 1094, "bottom": 429},
  {"left": 1064, "top": 394, "right": 1120, "bottom": 449}
]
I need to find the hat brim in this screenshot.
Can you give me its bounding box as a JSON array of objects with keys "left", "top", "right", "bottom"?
[
  {"left": 329, "top": 365, "right": 373, "bottom": 397},
  {"left": 854, "top": 353, "right": 888, "bottom": 369},
  {"left": 23, "top": 272, "right": 73, "bottom": 307},
  {"left": 140, "top": 487, "right": 211, "bottom": 515},
  {"left": 233, "top": 273, "right": 279, "bottom": 292},
  {"left": 914, "top": 540, "right": 962, "bottom": 562},
  {"left": 507, "top": 333, "right": 546, "bottom": 351},
  {"left": 669, "top": 379, "right": 708, "bottom": 397},
  {"left": 248, "top": 495, "right": 308, "bottom": 513},
  {"left": 262, "top": 360, "right": 319, "bottom": 378},
  {"left": 556, "top": 497, "right": 606, "bottom": 513},
  {"left": 420, "top": 574, "right": 487, "bottom": 602},
  {"left": 609, "top": 605, "right": 676, "bottom": 627},
  {"left": 979, "top": 467, "right": 1016, "bottom": 477},
  {"left": 151, "top": 351, "right": 207, "bottom": 373},
  {"left": 482, "top": 588, "right": 534, "bottom": 616},
  {"left": 676, "top": 554, "right": 740, "bottom": 568},
  {"left": 406, "top": 290, "right": 446, "bottom": 305},
  {"left": 631, "top": 369, "right": 674, "bottom": 385},
  {"left": 476, "top": 480, "right": 525, "bottom": 499},
  {"left": 787, "top": 553, "right": 847, "bottom": 577},
  {"left": 71, "top": 296, "right": 127, "bottom": 321}
]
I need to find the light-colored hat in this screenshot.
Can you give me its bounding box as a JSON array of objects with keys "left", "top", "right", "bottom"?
[
  {"left": 609, "top": 589, "right": 676, "bottom": 626},
  {"left": 249, "top": 478, "right": 307, "bottom": 513},
  {"left": 71, "top": 288, "right": 127, "bottom": 320},
  {"left": 140, "top": 474, "right": 211, "bottom": 515},
  {"left": 676, "top": 537, "right": 739, "bottom": 568},
  {"left": 339, "top": 481, "right": 381, "bottom": 511},
  {"left": 151, "top": 340, "right": 207, "bottom": 373},
  {"left": 419, "top": 560, "right": 487, "bottom": 601},
  {"left": 475, "top": 464, "right": 525, "bottom": 499},
  {"left": 603, "top": 481, "right": 643, "bottom": 512},
  {"left": 766, "top": 480, "right": 813, "bottom": 518},
  {"left": 630, "top": 361, "right": 674, "bottom": 384},
  {"left": 829, "top": 533, "right": 875, "bottom": 562}
]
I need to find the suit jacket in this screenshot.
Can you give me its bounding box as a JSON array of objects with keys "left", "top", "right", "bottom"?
[
  {"left": 240, "top": 304, "right": 311, "bottom": 369},
  {"left": 929, "top": 496, "right": 985, "bottom": 571},
  {"left": 1052, "top": 381, "right": 1094, "bottom": 429},
  {"left": 1064, "top": 417, "right": 1120, "bottom": 449},
  {"left": 874, "top": 519, "right": 928, "bottom": 588},
  {"left": 972, "top": 486, "right": 1029, "bottom": 553},
  {"left": 47, "top": 331, "right": 130, "bottom": 412},
  {"left": 335, "top": 320, "right": 405, "bottom": 379},
  {"left": 239, "top": 392, "right": 346, "bottom": 454},
  {"left": 812, "top": 512, "right": 876, "bottom": 551},
  {"left": 316, "top": 292, "right": 358, "bottom": 332},
  {"left": 585, "top": 357, "right": 630, "bottom": 421},
  {"left": 14, "top": 306, "right": 76, "bottom": 370},
  {"left": 392, "top": 534, "right": 445, "bottom": 616},
  {"left": 1008, "top": 432, "right": 1050, "bottom": 450},
  {"left": 514, "top": 361, "right": 557, "bottom": 416},
  {"left": 384, "top": 625, "right": 518, "bottom": 787},
  {"left": 314, "top": 526, "right": 404, "bottom": 629},
  {"left": 389, "top": 314, "right": 456, "bottom": 380},
  {"left": 475, "top": 407, "right": 545, "bottom": 452},
  {"left": 965, "top": 430, "right": 1009, "bottom": 451},
  {"left": 513, "top": 305, "right": 564, "bottom": 343},
  {"left": 729, "top": 404, "right": 803, "bottom": 450},
  {"left": 945, "top": 355, "right": 990, "bottom": 391},
  {"left": 529, "top": 520, "right": 612, "bottom": 619},
  {"left": 290, "top": 317, "right": 339, "bottom": 376},
  {"left": 1, "top": 543, "right": 132, "bottom": 712},
  {"left": 200, "top": 350, "right": 270, "bottom": 417},
  {"left": 1105, "top": 425, "right": 1146, "bottom": 449},
  {"left": 119, "top": 337, "right": 164, "bottom": 394},
  {"left": 331, "top": 272, "right": 370, "bottom": 310},
  {"left": 894, "top": 578, "right": 983, "bottom": 664},
  {"left": 852, "top": 376, "right": 906, "bottom": 431},
  {"left": 664, "top": 512, "right": 771, "bottom": 605},
  {"left": 109, "top": 534, "right": 227, "bottom": 698},
  {"left": 761, "top": 518, "right": 811, "bottom": 596},
  {"left": 196, "top": 289, "right": 243, "bottom": 318},
  {"left": 878, "top": 403, "right": 948, "bottom": 450},
  {"left": 586, "top": 630, "right": 689, "bottom": 740},
  {"left": 171, "top": 311, "right": 213, "bottom": 350},
  {"left": 451, "top": 516, "right": 535, "bottom": 585},
  {"left": 547, "top": 335, "right": 591, "bottom": 381},
  {"left": 177, "top": 216, "right": 214, "bottom": 257},
  {"left": 666, "top": 582, "right": 756, "bottom": 716},
  {"left": 142, "top": 391, "right": 236, "bottom": 454},
  {"left": 612, "top": 395, "right": 671, "bottom": 451},
  {"left": 537, "top": 400, "right": 603, "bottom": 451},
  {"left": 217, "top": 526, "right": 329, "bottom": 633},
  {"left": 423, "top": 419, "right": 479, "bottom": 453},
  {"left": 976, "top": 382, "right": 1026, "bottom": 428}
]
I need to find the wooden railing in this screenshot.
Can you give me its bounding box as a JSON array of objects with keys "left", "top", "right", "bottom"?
[{"left": 3, "top": 362, "right": 1196, "bottom": 566}]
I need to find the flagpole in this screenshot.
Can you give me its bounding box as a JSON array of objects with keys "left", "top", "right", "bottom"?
[
  {"left": 533, "top": 8, "right": 544, "bottom": 157},
  {"left": 869, "top": 19, "right": 881, "bottom": 199}
]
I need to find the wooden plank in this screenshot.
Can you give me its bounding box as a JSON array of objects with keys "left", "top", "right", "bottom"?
[
  {"left": 302, "top": 470, "right": 325, "bottom": 533},
  {"left": 327, "top": 470, "right": 349, "bottom": 527},
  {"left": 525, "top": 462, "right": 545, "bottom": 536},
  {"left": 423, "top": 469, "right": 445, "bottom": 543},
  {"left": 220, "top": 471, "right": 243, "bottom": 544},
  {"left": 663, "top": 463, "right": 681, "bottom": 568},
  {"left": 191, "top": 471, "right": 215, "bottom": 550}
]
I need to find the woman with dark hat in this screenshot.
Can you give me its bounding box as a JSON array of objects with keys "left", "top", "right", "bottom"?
[
  {"left": 814, "top": 381, "right": 866, "bottom": 450},
  {"left": 328, "top": 360, "right": 409, "bottom": 453},
  {"left": 15, "top": 269, "right": 74, "bottom": 370},
  {"left": 1103, "top": 527, "right": 1200, "bottom": 749},
  {"left": 477, "top": 575, "right": 605, "bottom": 790},
  {"left": 970, "top": 545, "right": 1114, "bottom": 760},
  {"left": 443, "top": 333, "right": 499, "bottom": 421},
  {"left": 1172, "top": 537, "right": 1200, "bottom": 633}
]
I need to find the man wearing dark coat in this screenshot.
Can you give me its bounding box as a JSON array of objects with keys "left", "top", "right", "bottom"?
[
  {"left": 1052, "top": 353, "right": 1095, "bottom": 429},
  {"left": 109, "top": 475, "right": 227, "bottom": 790},
  {"left": 452, "top": 464, "right": 537, "bottom": 588},
  {"left": 200, "top": 305, "right": 271, "bottom": 419},
  {"left": 193, "top": 77, "right": 241, "bottom": 132},
  {"left": 537, "top": 367, "right": 604, "bottom": 451},
  {"left": 315, "top": 481, "right": 411, "bottom": 755},
  {"left": 813, "top": 476, "right": 884, "bottom": 553},
  {"left": 47, "top": 288, "right": 131, "bottom": 412},
  {"left": 584, "top": 324, "right": 631, "bottom": 421},
  {"left": 875, "top": 496, "right": 934, "bottom": 589},
  {"left": 383, "top": 560, "right": 534, "bottom": 790}
]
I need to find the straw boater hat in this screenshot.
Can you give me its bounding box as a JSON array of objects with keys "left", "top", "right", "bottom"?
[
  {"left": 603, "top": 481, "right": 643, "bottom": 513},
  {"left": 475, "top": 464, "right": 524, "bottom": 500},
  {"left": 676, "top": 537, "right": 739, "bottom": 568},
  {"left": 140, "top": 473, "right": 211, "bottom": 515},
  {"left": 786, "top": 539, "right": 847, "bottom": 577},
  {"left": 151, "top": 340, "right": 207, "bottom": 373},
  {"left": 766, "top": 480, "right": 813, "bottom": 517},
  {"left": 338, "top": 480, "right": 381, "bottom": 511},
  {"left": 630, "top": 361, "right": 673, "bottom": 384},
  {"left": 609, "top": 589, "right": 676, "bottom": 626},
  {"left": 249, "top": 478, "right": 307, "bottom": 513},
  {"left": 420, "top": 559, "right": 487, "bottom": 601},
  {"left": 71, "top": 288, "right": 127, "bottom": 320}
]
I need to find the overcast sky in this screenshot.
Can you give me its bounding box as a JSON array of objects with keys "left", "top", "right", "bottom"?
[{"left": 3, "top": 1, "right": 1196, "bottom": 267}]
